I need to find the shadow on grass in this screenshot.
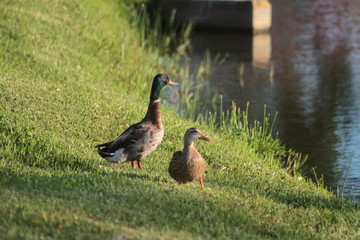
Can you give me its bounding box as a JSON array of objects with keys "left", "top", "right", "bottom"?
[{"left": 0, "top": 167, "right": 270, "bottom": 240}]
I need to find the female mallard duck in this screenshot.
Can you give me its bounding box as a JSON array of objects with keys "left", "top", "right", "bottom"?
[
  {"left": 95, "top": 73, "right": 178, "bottom": 170},
  {"left": 168, "top": 128, "right": 211, "bottom": 190}
]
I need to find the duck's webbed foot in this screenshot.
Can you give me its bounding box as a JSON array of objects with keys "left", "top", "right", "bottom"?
[{"left": 131, "top": 161, "right": 136, "bottom": 169}]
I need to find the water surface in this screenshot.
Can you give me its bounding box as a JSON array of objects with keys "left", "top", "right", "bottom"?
[{"left": 187, "top": 0, "right": 360, "bottom": 200}]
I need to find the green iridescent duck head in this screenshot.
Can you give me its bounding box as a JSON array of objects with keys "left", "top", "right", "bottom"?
[{"left": 150, "top": 73, "right": 179, "bottom": 100}]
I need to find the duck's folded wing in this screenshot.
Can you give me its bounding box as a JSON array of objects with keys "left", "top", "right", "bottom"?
[
  {"left": 168, "top": 151, "right": 183, "bottom": 176},
  {"left": 169, "top": 151, "right": 183, "bottom": 167},
  {"left": 107, "top": 123, "right": 149, "bottom": 152}
]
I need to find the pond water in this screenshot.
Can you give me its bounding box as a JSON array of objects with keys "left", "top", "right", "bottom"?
[{"left": 186, "top": 0, "right": 360, "bottom": 200}]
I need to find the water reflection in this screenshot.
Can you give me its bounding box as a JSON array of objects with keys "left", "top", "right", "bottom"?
[{"left": 187, "top": 0, "right": 360, "bottom": 200}]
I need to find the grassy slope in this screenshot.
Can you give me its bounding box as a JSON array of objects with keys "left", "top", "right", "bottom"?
[{"left": 0, "top": 0, "right": 359, "bottom": 239}]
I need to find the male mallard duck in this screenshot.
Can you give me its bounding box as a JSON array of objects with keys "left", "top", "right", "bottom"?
[
  {"left": 168, "top": 128, "right": 211, "bottom": 190},
  {"left": 95, "top": 73, "right": 178, "bottom": 170}
]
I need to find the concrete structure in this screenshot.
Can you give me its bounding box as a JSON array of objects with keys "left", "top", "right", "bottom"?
[
  {"left": 156, "top": 0, "right": 271, "bottom": 32},
  {"left": 252, "top": 0, "right": 272, "bottom": 31}
]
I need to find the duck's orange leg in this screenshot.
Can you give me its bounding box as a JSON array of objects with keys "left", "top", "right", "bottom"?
[
  {"left": 137, "top": 161, "right": 143, "bottom": 170},
  {"left": 131, "top": 161, "right": 136, "bottom": 169},
  {"left": 199, "top": 177, "right": 204, "bottom": 190}
]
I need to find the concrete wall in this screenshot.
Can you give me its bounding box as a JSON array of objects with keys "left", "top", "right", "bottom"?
[{"left": 156, "top": 0, "right": 271, "bottom": 31}]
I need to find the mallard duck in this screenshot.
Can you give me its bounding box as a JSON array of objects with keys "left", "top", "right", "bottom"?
[
  {"left": 95, "top": 73, "right": 178, "bottom": 170},
  {"left": 168, "top": 128, "right": 211, "bottom": 190}
]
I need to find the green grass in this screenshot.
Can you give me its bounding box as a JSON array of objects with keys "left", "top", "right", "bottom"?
[{"left": 0, "top": 0, "right": 359, "bottom": 239}]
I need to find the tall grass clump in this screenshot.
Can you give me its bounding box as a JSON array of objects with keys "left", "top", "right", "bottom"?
[
  {"left": 195, "top": 96, "right": 308, "bottom": 176},
  {"left": 338, "top": 152, "right": 357, "bottom": 200},
  {"left": 129, "top": 2, "right": 192, "bottom": 55},
  {"left": 167, "top": 50, "right": 221, "bottom": 120}
]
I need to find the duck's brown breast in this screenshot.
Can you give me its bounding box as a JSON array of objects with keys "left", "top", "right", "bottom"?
[{"left": 168, "top": 147, "right": 206, "bottom": 183}]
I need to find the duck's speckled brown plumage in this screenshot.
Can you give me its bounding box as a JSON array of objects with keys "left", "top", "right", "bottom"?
[
  {"left": 168, "top": 147, "right": 207, "bottom": 183},
  {"left": 168, "top": 128, "right": 210, "bottom": 189}
]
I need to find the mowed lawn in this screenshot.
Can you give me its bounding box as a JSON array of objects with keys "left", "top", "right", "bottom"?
[{"left": 0, "top": 0, "right": 359, "bottom": 239}]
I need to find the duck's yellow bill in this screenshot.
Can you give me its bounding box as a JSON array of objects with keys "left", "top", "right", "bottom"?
[{"left": 168, "top": 80, "right": 179, "bottom": 86}]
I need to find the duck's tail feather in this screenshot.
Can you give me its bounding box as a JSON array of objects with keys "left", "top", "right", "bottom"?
[
  {"left": 98, "top": 150, "right": 115, "bottom": 158},
  {"left": 95, "top": 141, "right": 115, "bottom": 158},
  {"left": 95, "top": 141, "right": 113, "bottom": 150}
]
